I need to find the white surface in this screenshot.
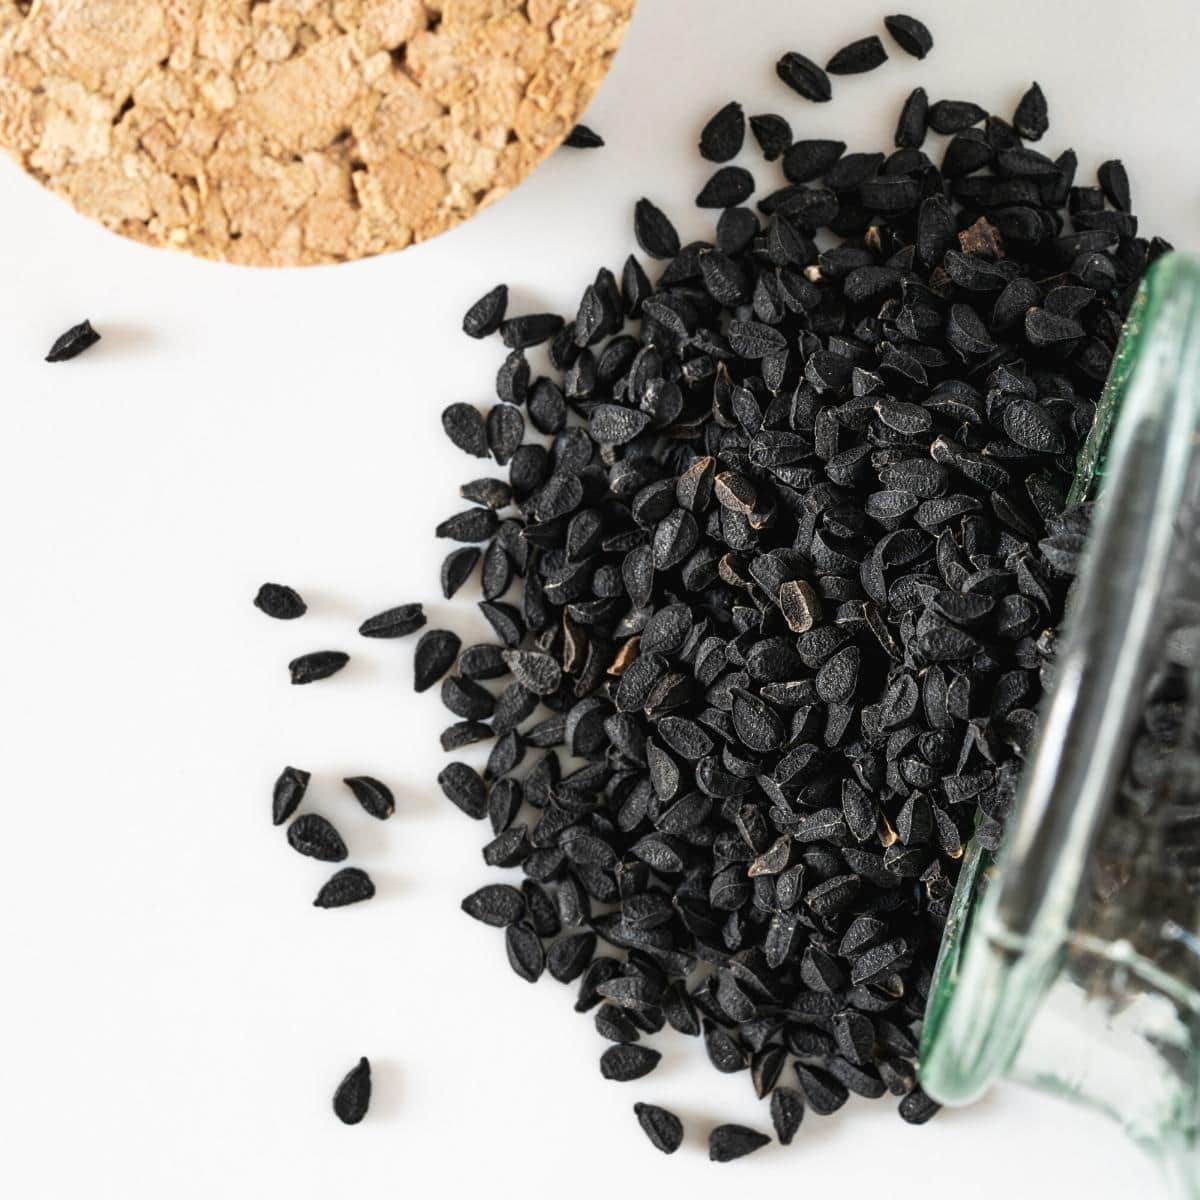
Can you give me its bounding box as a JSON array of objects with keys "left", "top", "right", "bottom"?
[{"left": 1, "top": 1, "right": 1195, "bottom": 1196}]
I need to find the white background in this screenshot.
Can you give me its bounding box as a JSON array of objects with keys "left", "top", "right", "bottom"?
[{"left": 1, "top": 1, "right": 1196, "bottom": 1196}]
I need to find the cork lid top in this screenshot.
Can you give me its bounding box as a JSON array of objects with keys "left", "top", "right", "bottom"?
[{"left": 0, "top": 0, "right": 634, "bottom": 267}]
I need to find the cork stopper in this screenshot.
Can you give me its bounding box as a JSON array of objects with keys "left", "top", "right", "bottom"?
[{"left": 0, "top": 0, "right": 634, "bottom": 266}]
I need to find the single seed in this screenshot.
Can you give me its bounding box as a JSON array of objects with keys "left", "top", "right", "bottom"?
[
  {"left": 287, "top": 814, "right": 347, "bottom": 863},
  {"left": 254, "top": 582, "right": 306, "bottom": 620},
  {"left": 826, "top": 35, "right": 887, "bottom": 75},
  {"left": 776, "top": 52, "right": 832, "bottom": 102},
  {"left": 600, "top": 1044, "right": 662, "bottom": 1081},
  {"left": 288, "top": 651, "right": 349, "bottom": 685},
  {"left": 564, "top": 124, "right": 604, "bottom": 149},
  {"left": 343, "top": 776, "right": 394, "bottom": 820},
  {"left": 272, "top": 765, "right": 310, "bottom": 826},
  {"left": 709, "top": 1124, "right": 771, "bottom": 1162},
  {"left": 884, "top": 14, "right": 933, "bottom": 59},
  {"left": 332, "top": 1057, "right": 371, "bottom": 1125},
  {"left": 634, "top": 1103, "right": 683, "bottom": 1153},
  {"left": 358, "top": 604, "right": 425, "bottom": 638},
  {"left": 314, "top": 867, "right": 375, "bottom": 908},
  {"left": 45, "top": 319, "right": 100, "bottom": 362}
]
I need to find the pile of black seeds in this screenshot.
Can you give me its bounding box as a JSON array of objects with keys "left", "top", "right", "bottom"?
[
  {"left": 257, "top": 12, "right": 1176, "bottom": 1150},
  {"left": 415, "top": 19, "right": 1174, "bottom": 1151}
]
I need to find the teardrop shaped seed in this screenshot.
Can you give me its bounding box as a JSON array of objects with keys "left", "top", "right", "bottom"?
[
  {"left": 332, "top": 1057, "right": 371, "bottom": 1125},
  {"left": 314, "top": 867, "right": 375, "bottom": 908}
]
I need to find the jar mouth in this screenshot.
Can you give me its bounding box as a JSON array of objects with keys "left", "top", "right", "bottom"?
[{"left": 921, "top": 251, "right": 1200, "bottom": 1108}]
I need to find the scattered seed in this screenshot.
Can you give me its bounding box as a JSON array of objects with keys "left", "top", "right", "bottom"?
[
  {"left": 287, "top": 814, "right": 348, "bottom": 863},
  {"left": 462, "top": 285, "right": 508, "bottom": 338},
  {"left": 462, "top": 883, "right": 524, "bottom": 926},
  {"left": 414, "top": 630, "right": 461, "bottom": 693},
  {"left": 634, "top": 1102, "right": 683, "bottom": 1153},
  {"left": 928, "top": 99, "right": 986, "bottom": 134},
  {"left": 358, "top": 604, "right": 425, "bottom": 638},
  {"left": 699, "top": 101, "right": 745, "bottom": 162},
  {"left": 564, "top": 124, "right": 604, "bottom": 149},
  {"left": 826, "top": 35, "right": 887, "bottom": 75},
  {"left": 696, "top": 165, "right": 756, "bottom": 208},
  {"left": 332, "top": 1057, "right": 371, "bottom": 1125},
  {"left": 776, "top": 52, "right": 832, "bottom": 102},
  {"left": 272, "top": 765, "right": 310, "bottom": 826},
  {"left": 442, "top": 403, "right": 488, "bottom": 457},
  {"left": 501, "top": 313, "right": 565, "bottom": 350},
  {"left": 343, "top": 776, "right": 394, "bottom": 819},
  {"left": 254, "top": 582, "right": 307, "bottom": 620},
  {"left": 289, "top": 651, "right": 349, "bottom": 685},
  {"left": 45, "top": 319, "right": 100, "bottom": 362},
  {"left": 884, "top": 14, "right": 933, "bottom": 59},
  {"left": 709, "top": 1124, "right": 771, "bottom": 1162},
  {"left": 601, "top": 1044, "right": 662, "bottom": 1081},
  {"left": 505, "top": 921, "right": 546, "bottom": 982},
  {"left": 634, "top": 198, "right": 681, "bottom": 259},
  {"left": 749, "top": 113, "right": 792, "bottom": 161},
  {"left": 314, "top": 867, "right": 375, "bottom": 908},
  {"left": 1013, "top": 82, "right": 1048, "bottom": 140},
  {"left": 770, "top": 1087, "right": 805, "bottom": 1144}
]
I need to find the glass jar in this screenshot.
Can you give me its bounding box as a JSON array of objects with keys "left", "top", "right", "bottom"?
[{"left": 920, "top": 251, "right": 1200, "bottom": 1197}]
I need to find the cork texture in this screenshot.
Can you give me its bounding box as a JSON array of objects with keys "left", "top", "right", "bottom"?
[{"left": 0, "top": 0, "right": 634, "bottom": 266}]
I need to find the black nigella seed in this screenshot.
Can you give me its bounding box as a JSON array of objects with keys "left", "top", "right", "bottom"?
[
  {"left": 272, "top": 765, "right": 310, "bottom": 826},
  {"left": 486, "top": 404, "right": 525, "bottom": 467},
  {"left": 441, "top": 403, "right": 488, "bottom": 458},
  {"left": 782, "top": 138, "right": 846, "bottom": 184},
  {"left": 709, "top": 1124, "right": 771, "bottom": 1162},
  {"left": 439, "top": 761, "right": 487, "bottom": 818},
  {"left": 460, "top": 477, "right": 513, "bottom": 509},
  {"left": 505, "top": 921, "right": 546, "bottom": 982},
  {"left": 502, "top": 649, "right": 562, "bottom": 695},
  {"left": 884, "top": 13, "right": 933, "bottom": 59},
  {"left": 461, "top": 882, "right": 524, "bottom": 926},
  {"left": 314, "top": 867, "right": 375, "bottom": 908},
  {"left": 343, "top": 775, "right": 394, "bottom": 820},
  {"left": 895, "top": 87, "right": 928, "bottom": 149},
  {"left": 928, "top": 99, "right": 987, "bottom": 134},
  {"left": 1098, "top": 159, "right": 1131, "bottom": 212},
  {"left": 254, "top": 582, "right": 307, "bottom": 620},
  {"left": 358, "top": 603, "right": 425, "bottom": 638},
  {"left": 749, "top": 113, "right": 792, "bottom": 161},
  {"left": 776, "top": 51, "right": 832, "bottom": 102},
  {"left": 287, "top": 813, "right": 347, "bottom": 863},
  {"left": 826, "top": 35, "right": 887, "bottom": 75},
  {"left": 45, "top": 318, "right": 100, "bottom": 362},
  {"left": 441, "top": 547, "right": 480, "bottom": 599},
  {"left": 332, "top": 1057, "right": 371, "bottom": 1125},
  {"left": 564, "top": 124, "right": 604, "bottom": 149},
  {"left": 699, "top": 101, "right": 745, "bottom": 162},
  {"left": 899, "top": 1087, "right": 941, "bottom": 1124},
  {"left": 462, "top": 284, "right": 507, "bottom": 338},
  {"left": 436, "top": 507, "right": 498, "bottom": 543},
  {"left": 414, "top": 629, "right": 461, "bottom": 693},
  {"left": 696, "top": 165, "right": 756, "bottom": 208},
  {"left": 771, "top": 1087, "right": 805, "bottom": 1145},
  {"left": 634, "top": 198, "right": 681, "bottom": 259},
  {"left": 1013, "top": 81, "right": 1049, "bottom": 141},
  {"left": 634, "top": 1103, "right": 683, "bottom": 1154},
  {"left": 600, "top": 1043, "right": 661, "bottom": 1082},
  {"left": 500, "top": 313, "right": 565, "bottom": 350},
  {"left": 288, "top": 651, "right": 349, "bottom": 685}
]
